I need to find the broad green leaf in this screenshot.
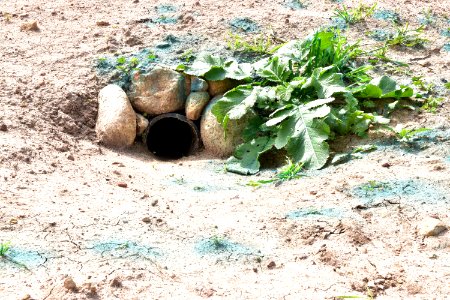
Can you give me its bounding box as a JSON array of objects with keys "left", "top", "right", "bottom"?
[
  {"left": 184, "top": 53, "right": 252, "bottom": 80},
  {"left": 186, "top": 54, "right": 227, "bottom": 76},
  {"left": 303, "top": 67, "right": 347, "bottom": 98},
  {"left": 354, "top": 76, "right": 414, "bottom": 99},
  {"left": 267, "top": 99, "right": 332, "bottom": 168},
  {"left": 226, "top": 137, "right": 274, "bottom": 175},
  {"left": 326, "top": 94, "right": 390, "bottom": 137},
  {"left": 257, "top": 56, "right": 292, "bottom": 83},
  {"left": 286, "top": 119, "right": 330, "bottom": 169},
  {"left": 211, "top": 85, "right": 274, "bottom": 128}
]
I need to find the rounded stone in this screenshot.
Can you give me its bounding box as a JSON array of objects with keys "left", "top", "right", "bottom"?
[
  {"left": 186, "top": 92, "right": 210, "bottom": 121},
  {"left": 207, "top": 78, "right": 240, "bottom": 97},
  {"left": 200, "top": 95, "right": 247, "bottom": 158},
  {"left": 135, "top": 113, "right": 149, "bottom": 136},
  {"left": 129, "top": 67, "right": 186, "bottom": 116},
  {"left": 96, "top": 84, "right": 136, "bottom": 147},
  {"left": 191, "top": 77, "right": 209, "bottom": 92}
]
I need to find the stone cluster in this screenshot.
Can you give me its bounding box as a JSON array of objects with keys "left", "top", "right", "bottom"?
[{"left": 95, "top": 66, "right": 242, "bottom": 157}]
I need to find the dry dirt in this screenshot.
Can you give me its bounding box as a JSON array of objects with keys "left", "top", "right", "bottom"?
[{"left": 1, "top": 0, "right": 450, "bottom": 299}]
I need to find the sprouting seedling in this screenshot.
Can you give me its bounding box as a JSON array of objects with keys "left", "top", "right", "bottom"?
[
  {"left": 361, "top": 180, "right": 389, "bottom": 195},
  {"left": 180, "top": 49, "right": 195, "bottom": 63},
  {"left": 247, "top": 160, "right": 304, "bottom": 187},
  {"left": 421, "top": 97, "right": 444, "bottom": 113},
  {"left": 333, "top": 3, "right": 377, "bottom": 25},
  {"left": 276, "top": 159, "right": 304, "bottom": 182},
  {"left": 226, "top": 31, "right": 282, "bottom": 55},
  {"left": 352, "top": 144, "right": 377, "bottom": 153},
  {"left": 385, "top": 23, "right": 428, "bottom": 48},
  {"left": 210, "top": 235, "right": 227, "bottom": 250},
  {"left": 0, "top": 241, "right": 11, "bottom": 256},
  {"left": 116, "top": 241, "right": 131, "bottom": 250},
  {"left": 387, "top": 124, "right": 431, "bottom": 142}
]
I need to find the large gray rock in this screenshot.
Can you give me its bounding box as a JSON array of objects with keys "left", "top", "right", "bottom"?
[
  {"left": 200, "top": 95, "right": 247, "bottom": 158},
  {"left": 129, "top": 67, "right": 186, "bottom": 116},
  {"left": 186, "top": 92, "right": 210, "bottom": 121},
  {"left": 96, "top": 84, "right": 136, "bottom": 147}
]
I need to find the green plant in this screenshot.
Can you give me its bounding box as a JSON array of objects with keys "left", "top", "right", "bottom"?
[
  {"left": 226, "top": 31, "right": 281, "bottom": 55},
  {"left": 352, "top": 144, "right": 377, "bottom": 153},
  {"left": 180, "top": 49, "right": 195, "bottom": 63},
  {"left": 0, "top": 241, "right": 11, "bottom": 256},
  {"left": 333, "top": 3, "right": 377, "bottom": 25},
  {"left": 386, "top": 23, "right": 428, "bottom": 48},
  {"left": 412, "top": 76, "right": 435, "bottom": 96},
  {"left": 387, "top": 124, "right": 430, "bottom": 141},
  {"left": 419, "top": 8, "right": 435, "bottom": 26},
  {"left": 361, "top": 180, "right": 389, "bottom": 194},
  {"left": 421, "top": 97, "right": 444, "bottom": 113},
  {"left": 116, "top": 242, "right": 130, "bottom": 250},
  {"left": 248, "top": 159, "right": 304, "bottom": 186},
  {"left": 444, "top": 82, "right": 450, "bottom": 90},
  {"left": 210, "top": 235, "right": 227, "bottom": 250},
  {"left": 183, "top": 29, "right": 414, "bottom": 174}
]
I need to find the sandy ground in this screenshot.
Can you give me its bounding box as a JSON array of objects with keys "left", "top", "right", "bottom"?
[{"left": 0, "top": 0, "right": 450, "bottom": 299}]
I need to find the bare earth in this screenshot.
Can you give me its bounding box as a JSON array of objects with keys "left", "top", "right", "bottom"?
[{"left": 0, "top": 0, "right": 449, "bottom": 299}]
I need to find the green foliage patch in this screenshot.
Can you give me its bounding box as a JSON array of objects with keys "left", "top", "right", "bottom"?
[{"left": 184, "top": 29, "right": 415, "bottom": 174}]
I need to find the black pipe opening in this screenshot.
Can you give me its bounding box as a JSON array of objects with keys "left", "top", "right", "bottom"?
[{"left": 145, "top": 113, "right": 200, "bottom": 160}]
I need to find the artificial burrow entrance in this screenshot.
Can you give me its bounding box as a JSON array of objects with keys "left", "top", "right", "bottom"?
[{"left": 144, "top": 113, "right": 200, "bottom": 160}]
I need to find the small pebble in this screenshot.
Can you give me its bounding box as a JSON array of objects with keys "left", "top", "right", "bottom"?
[
  {"left": 96, "top": 21, "right": 110, "bottom": 26},
  {"left": 63, "top": 277, "right": 77, "bottom": 291},
  {"left": 117, "top": 182, "right": 128, "bottom": 188},
  {"left": 20, "top": 20, "right": 39, "bottom": 31},
  {"left": 110, "top": 277, "right": 122, "bottom": 287}
]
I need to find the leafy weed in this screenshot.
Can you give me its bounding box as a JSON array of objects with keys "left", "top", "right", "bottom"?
[
  {"left": 185, "top": 29, "right": 415, "bottom": 174},
  {"left": 226, "top": 31, "right": 281, "bottom": 55},
  {"left": 0, "top": 241, "right": 11, "bottom": 256},
  {"left": 387, "top": 125, "right": 431, "bottom": 142},
  {"left": 248, "top": 159, "right": 304, "bottom": 187},
  {"left": 421, "top": 97, "right": 445, "bottom": 113},
  {"left": 333, "top": 3, "right": 377, "bottom": 25},
  {"left": 386, "top": 24, "right": 428, "bottom": 48}
]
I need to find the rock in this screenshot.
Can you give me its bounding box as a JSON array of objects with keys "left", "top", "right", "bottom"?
[
  {"left": 135, "top": 113, "right": 149, "bottom": 136},
  {"left": 96, "top": 20, "right": 110, "bottom": 26},
  {"left": 117, "top": 182, "right": 128, "bottom": 188},
  {"left": 110, "top": 277, "right": 122, "bottom": 288},
  {"left": 96, "top": 84, "right": 136, "bottom": 148},
  {"left": 186, "top": 92, "right": 210, "bottom": 121},
  {"left": 20, "top": 21, "right": 39, "bottom": 31},
  {"left": 200, "top": 95, "right": 247, "bottom": 157},
  {"left": 64, "top": 277, "right": 77, "bottom": 291},
  {"left": 207, "top": 78, "right": 239, "bottom": 97},
  {"left": 142, "top": 217, "right": 151, "bottom": 223},
  {"left": 267, "top": 261, "right": 276, "bottom": 269},
  {"left": 0, "top": 124, "right": 7, "bottom": 131},
  {"left": 183, "top": 74, "right": 191, "bottom": 97},
  {"left": 129, "top": 67, "right": 186, "bottom": 116},
  {"left": 191, "top": 77, "right": 208, "bottom": 92},
  {"left": 418, "top": 217, "right": 448, "bottom": 236}
]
